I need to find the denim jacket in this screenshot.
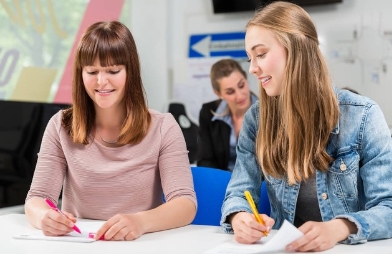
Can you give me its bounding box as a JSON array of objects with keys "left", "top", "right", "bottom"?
[{"left": 221, "top": 88, "right": 392, "bottom": 244}]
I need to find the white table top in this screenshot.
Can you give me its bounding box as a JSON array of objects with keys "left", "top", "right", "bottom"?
[{"left": 1, "top": 214, "right": 391, "bottom": 254}]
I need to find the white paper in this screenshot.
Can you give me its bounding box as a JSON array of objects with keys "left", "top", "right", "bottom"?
[
  {"left": 204, "top": 220, "right": 303, "bottom": 254},
  {"left": 13, "top": 220, "right": 105, "bottom": 243}
]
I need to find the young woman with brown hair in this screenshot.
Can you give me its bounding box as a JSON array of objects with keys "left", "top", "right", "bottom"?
[{"left": 25, "top": 20, "right": 196, "bottom": 241}]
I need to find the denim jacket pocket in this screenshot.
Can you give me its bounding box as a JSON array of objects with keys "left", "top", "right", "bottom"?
[{"left": 328, "top": 146, "right": 360, "bottom": 213}]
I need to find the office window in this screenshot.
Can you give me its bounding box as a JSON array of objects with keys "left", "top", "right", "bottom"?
[{"left": 0, "top": 0, "right": 130, "bottom": 103}]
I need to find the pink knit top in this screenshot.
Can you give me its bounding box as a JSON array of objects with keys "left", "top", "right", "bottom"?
[{"left": 26, "top": 109, "right": 197, "bottom": 220}]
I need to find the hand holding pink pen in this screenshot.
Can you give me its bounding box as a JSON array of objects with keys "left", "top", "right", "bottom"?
[{"left": 45, "top": 198, "right": 81, "bottom": 234}]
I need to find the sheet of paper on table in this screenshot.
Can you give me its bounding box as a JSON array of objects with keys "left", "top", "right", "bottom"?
[
  {"left": 13, "top": 220, "right": 105, "bottom": 243},
  {"left": 204, "top": 220, "right": 303, "bottom": 254}
]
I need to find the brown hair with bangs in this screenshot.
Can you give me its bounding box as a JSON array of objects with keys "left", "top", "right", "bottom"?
[
  {"left": 62, "top": 20, "right": 151, "bottom": 145},
  {"left": 248, "top": 2, "right": 339, "bottom": 184}
]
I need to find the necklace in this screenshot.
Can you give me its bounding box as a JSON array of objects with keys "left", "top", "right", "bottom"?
[{"left": 97, "top": 131, "right": 119, "bottom": 144}]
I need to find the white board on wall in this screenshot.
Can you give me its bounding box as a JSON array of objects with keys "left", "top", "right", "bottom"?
[{"left": 306, "top": 0, "right": 392, "bottom": 128}]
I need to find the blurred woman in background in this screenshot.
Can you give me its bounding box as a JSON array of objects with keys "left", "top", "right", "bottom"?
[{"left": 197, "top": 59, "right": 257, "bottom": 171}]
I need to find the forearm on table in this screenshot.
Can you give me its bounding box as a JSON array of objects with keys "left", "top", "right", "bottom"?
[
  {"left": 135, "top": 197, "right": 196, "bottom": 234},
  {"left": 25, "top": 197, "right": 50, "bottom": 229}
]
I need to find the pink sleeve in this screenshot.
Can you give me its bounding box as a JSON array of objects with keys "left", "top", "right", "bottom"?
[
  {"left": 25, "top": 111, "right": 67, "bottom": 205},
  {"left": 159, "top": 113, "right": 197, "bottom": 207}
]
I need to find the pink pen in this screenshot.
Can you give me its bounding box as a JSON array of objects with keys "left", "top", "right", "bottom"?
[
  {"left": 45, "top": 198, "right": 81, "bottom": 234},
  {"left": 88, "top": 232, "right": 105, "bottom": 240}
]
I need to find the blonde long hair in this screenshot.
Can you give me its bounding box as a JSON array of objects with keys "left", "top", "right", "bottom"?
[{"left": 248, "top": 2, "right": 339, "bottom": 184}]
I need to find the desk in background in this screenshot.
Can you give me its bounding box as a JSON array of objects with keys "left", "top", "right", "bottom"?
[{"left": 1, "top": 214, "right": 391, "bottom": 254}]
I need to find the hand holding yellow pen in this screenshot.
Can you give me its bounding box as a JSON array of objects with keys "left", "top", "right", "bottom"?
[{"left": 244, "top": 190, "right": 268, "bottom": 237}]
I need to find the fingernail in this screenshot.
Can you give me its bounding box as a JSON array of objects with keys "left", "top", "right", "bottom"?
[
  {"left": 266, "top": 226, "right": 271, "bottom": 232},
  {"left": 286, "top": 245, "right": 293, "bottom": 251}
]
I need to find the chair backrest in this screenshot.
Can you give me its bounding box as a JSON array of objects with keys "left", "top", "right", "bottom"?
[
  {"left": 259, "top": 180, "right": 270, "bottom": 216},
  {"left": 191, "top": 166, "right": 231, "bottom": 226},
  {"left": 167, "top": 102, "right": 198, "bottom": 164},
  {"left": 191, "top": 166, "right": 271, "bottom": 226},
  {"left": 0, "top": 101, "right": 41, "bottom": 178},
  {"left": 0, "top": 101, "right": 70, "bottom": 207}
]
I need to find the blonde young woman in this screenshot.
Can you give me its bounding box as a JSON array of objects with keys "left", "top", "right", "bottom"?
[
  {"left": 221, "top": 1, "right": 392, "bottom": 252},
  {"left": 197, "top": 59, "right": 257, "bottom": 171},
  {"left": 25, "top": 21, "right": 196, "bottom": 241}
]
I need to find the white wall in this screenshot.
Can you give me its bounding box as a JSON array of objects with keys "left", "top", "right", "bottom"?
[
  {"left": 306, "top": 0, "right": 392, "bottom": 128},
  {"left": 129, "top": 0, "right": 169, "bottom": 112},
  {"left": 131, "top": 0, "right": 392, "bottom": 130}
]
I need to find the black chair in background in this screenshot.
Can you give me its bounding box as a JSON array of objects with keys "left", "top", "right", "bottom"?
[
  {"left": 0, "top": 100, "right": 70, "bottom": 207},
  {"left": 167, "top": 102, "right": 199, "bottom": 164},
  {"left": 0, "top": 101, "right": 41, "bottom": 191}
]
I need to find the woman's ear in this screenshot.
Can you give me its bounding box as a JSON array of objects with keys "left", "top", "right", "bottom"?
[{"left": 214, "top": 90, "right": 221, "bottom": 99}]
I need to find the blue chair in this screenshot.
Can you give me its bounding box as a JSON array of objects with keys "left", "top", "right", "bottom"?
[
  {"left": 259, "top": 180, "right": 270, "bottom": 216},
  {"left": 191, "top": 166, "right": 231, "bottom": 226},
  {"left": 191, "top": 166, "right": 270, "bottom": 226}
]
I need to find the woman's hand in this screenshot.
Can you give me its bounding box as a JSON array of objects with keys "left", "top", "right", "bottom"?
[
  {"left": 286, "top": 219, "right": 357, "bottom": 252},
  {"left": 40, "top": 209, "right": 77, "bottom": 236},
  {"left": 231, "top": 212, "right": 275, "bottom": 244},
  {"left": 95, "top": 214, "right": 145, "bottom": 241}
]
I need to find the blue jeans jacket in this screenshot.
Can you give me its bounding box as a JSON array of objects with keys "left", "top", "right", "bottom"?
[{"left": 221, "top": 88, "right": 392, "bottom": 244}]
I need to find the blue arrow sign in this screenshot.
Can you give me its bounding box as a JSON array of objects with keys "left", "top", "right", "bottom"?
[{"left": 188, "top": 32, "right": 246, "bottom": 58}]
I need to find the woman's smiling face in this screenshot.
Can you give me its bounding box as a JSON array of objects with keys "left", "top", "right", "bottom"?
[
  {"left": 82, "top": 57, "right": 127, "bottom": 110},
  {"left": 246, "top": 25, "right": 287, "bottom": 97}
]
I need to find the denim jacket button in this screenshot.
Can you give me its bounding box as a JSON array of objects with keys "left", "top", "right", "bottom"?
[
  {"left": 340, "top": 163, "right": 347, "bottom": 171},
  {"left": 321, "top": 193, "right": 328, "bottom": 200}
]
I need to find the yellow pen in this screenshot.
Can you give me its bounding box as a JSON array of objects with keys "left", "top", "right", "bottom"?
[{"left": 244, "top": 190, "right": 268, "bottom": 237}]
